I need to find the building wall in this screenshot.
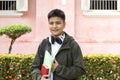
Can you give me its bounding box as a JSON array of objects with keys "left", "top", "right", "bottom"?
[
  {"left": 75, "top": 0, "right": 120, "bottom": 54},
  {"left": 0, "top": 0, "right": 36, "bottom": 53},
  {"left": 0, "top": 0, "right": 120, "bottom": 54}
]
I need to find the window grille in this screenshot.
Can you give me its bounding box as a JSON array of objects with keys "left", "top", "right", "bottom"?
[
  {"left": 81, "top": 0, "right": 120, "bottom": 16},
  {"left": 0, "top": 0, "right": 28, "bottom": 16},
  {"left": 90, "top": 0, "right": 117, "bottom": 10},
  {"left": 0, "top": 0, "right": 16, "bottom": 11}
]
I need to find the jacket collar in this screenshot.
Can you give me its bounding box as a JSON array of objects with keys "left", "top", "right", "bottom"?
[{"left": 46, "top": 32, "right": 74, "bottom": 52}]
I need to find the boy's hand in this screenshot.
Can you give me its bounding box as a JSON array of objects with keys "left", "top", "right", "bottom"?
[
  {"left": 41, "top": 75, "right": 50, "bottom": 80},
  {"left": 51, "top": 59, "right": 59, "bottom": 72}
]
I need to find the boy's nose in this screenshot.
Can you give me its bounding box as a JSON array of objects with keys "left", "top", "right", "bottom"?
[{"left": 53, "top": 23, "right": 57, "bottom": 27}]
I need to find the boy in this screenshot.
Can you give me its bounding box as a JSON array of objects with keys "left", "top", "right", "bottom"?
[{"left": 31, "top": 9, "right": 85, "bottom": 80}]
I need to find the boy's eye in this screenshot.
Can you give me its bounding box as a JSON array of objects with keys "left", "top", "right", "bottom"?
[
  {"left": 56, "top": 22, "right": 61, "bottom": 24},
  {"left": 49, "top": 21, "right": 61, "bottom": 25},
  {"left": 49, "top": 22, "right": 54, "bottom": 25}
]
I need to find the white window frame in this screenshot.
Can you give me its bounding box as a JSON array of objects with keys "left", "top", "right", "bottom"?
[
  {"left": 81, "top": 0, "right": 120, "bottom": 16},
  {"left": 0, "top": 0, "right": 28, "bottom": 17}
]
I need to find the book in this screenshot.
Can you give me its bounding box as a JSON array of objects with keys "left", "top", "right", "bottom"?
[
  {"left": 40, "top": 64, "right": 49, "bottom": 76},
  {"left": 40, "top": 50, "right": 53, "bottom": 76}
]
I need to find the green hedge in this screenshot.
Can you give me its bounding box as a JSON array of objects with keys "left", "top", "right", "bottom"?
[
  {"left": 79, "top": 55, "right": 120, "bottom": 80},
  {"left": 0, "top": 54, "right": 34, "bottom": 80},
  {"left": 0, "top": 54, "right": 120, "bottom": 80}
]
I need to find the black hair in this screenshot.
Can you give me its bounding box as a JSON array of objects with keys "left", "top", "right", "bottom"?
[{"left": 48, "top": 9, "right": 65, "bottom": 21}]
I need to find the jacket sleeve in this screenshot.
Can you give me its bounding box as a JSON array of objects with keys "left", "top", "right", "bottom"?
[
  {"left": 31, "top": 39, "right": 46, "bottom": 80},
  {"left": 55, "top": 41, "right": 86, "bottom": 79}
]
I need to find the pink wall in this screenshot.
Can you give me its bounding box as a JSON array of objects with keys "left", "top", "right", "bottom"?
[
  {"left": 75, "top": 0, "right": 120, "bottom": 54},
  {"left": 0, "top": 0, "right": 120, "bottom": 54},
  {"left": 0, "top": 0, "right": 36, "bottom": 53}
]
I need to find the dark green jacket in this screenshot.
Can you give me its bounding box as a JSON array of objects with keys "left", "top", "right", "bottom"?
[{"left": 31, "top": 32, "right": 86, "bottom": 80}]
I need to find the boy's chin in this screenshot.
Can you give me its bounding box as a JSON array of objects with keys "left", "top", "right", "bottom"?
[{"left": 52, "top": 33, "right": 59, "bottom": 36}]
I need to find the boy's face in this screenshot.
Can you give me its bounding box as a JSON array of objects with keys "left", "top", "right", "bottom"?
[{"left": 48, "top": 16, "right": 66, "bottom": 37}]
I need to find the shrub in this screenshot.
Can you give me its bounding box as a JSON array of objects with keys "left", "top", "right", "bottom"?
[
  {"left": 79, "top": 55, "right": 120, "bottom": 80},
  {"left": 0, "top": 24, "right": 32, "bottom": 54},
  {"left": 0, "top": 54, "right": 120, "bottom": 80},
  {"left": 0, "top": 54, "right": 34, "bottom": 80}
]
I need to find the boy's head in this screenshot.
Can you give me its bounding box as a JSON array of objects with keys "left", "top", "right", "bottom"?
[
  {"left": 48, "top": 9, "right": 65, "bottom": 22},
  {"left": 48, "top": 9, "right": 66, "bottom": 37}
]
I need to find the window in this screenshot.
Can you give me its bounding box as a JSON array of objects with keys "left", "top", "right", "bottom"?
[
  {"left": 90, "top": 0, "right": 117, "bottom": 10},
  {"left": 81, "top": 0, "right": 120, "bottom": 16},
  {"left": 0, "top": 0, "right": 28, "bottom": 17},
  {"left": 0, "top": 1, "right": 16, "bottom": 10}
]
